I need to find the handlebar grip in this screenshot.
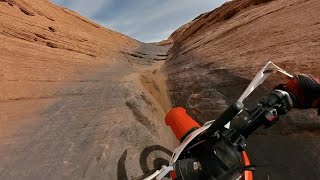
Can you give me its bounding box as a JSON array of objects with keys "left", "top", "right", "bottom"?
[{"left": 206, "top": 102, "right": 244, "bottom": 136}]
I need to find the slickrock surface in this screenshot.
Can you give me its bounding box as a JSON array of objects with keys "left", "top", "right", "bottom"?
[
  {"left": 165, "top": 0, "right": 320, "bottom": 179},
  {"left": 0, "top": 0, "right": 176, "bottom": 179}
]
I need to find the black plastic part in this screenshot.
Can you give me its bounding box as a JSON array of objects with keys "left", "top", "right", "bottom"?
[
  {"left": 206, "top": 102, "right": 244, "bottom": 136},
  {"left": 239, "top": 90, "right": 293, "bottom": 138},
  {"left": 174, "top": 159, "right": 201, "bottom": 180},
  {"left": 198, "top": 138, "right": 244, "bottom": 180},
  {"left": 265, "top": 91, "right": 281, "bottom": 107},
  {"left": 244, "top": 165, "right": 256, "bottom": 171}
]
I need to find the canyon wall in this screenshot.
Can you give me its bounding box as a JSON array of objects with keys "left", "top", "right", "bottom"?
[
  {"left": 165, "top": 0, "right": 320, "bottom": 179},
  {"left": 0, "top": 0, "right": 175, "bottom": 179}
]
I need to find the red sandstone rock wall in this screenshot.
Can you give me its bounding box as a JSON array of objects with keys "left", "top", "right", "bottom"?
[
  {"left": 0, "top": 1, "right": 175, "bottom": 179},
  {"left": 165, "top": 0, "right": 320, "bottom": 179}
]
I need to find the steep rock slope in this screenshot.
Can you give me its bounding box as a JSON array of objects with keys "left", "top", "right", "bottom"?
[
  {"left": 165, "top": 0, "right": 320, "bottom": 179},
  {"left": 0, "top": 0, "right": 175, "bottom": 179}
]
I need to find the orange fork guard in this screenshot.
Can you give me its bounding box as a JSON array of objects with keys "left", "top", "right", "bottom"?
[
  {"left": 165, "top": 107, "right": 201, "bottom": 141},
  {"left": 166, "top": 107, "right": 199, "bottom": 180},
  {"left": 242, "top": 151, "right": 253, "bottom": 180}
]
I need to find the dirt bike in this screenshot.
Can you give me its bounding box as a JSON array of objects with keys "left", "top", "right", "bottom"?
[{"left": 144, "top": 61, "right": 294, "bottom": 180}]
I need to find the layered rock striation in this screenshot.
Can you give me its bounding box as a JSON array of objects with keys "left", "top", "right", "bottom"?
[
  {"left": 164, "top": 0, "right": 320, "bottom": 179},
  {"left": 0, "top": 0, "right": 175, "bottom": 179}
]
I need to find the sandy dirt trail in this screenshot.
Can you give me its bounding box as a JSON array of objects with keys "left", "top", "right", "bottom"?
[{"left": 0, "top": 43, "right": 177, "bottom": 180}]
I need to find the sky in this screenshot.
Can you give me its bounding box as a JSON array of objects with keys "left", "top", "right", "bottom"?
[{"left": 51, "top": 0, "right": 228, "bottom": 42}]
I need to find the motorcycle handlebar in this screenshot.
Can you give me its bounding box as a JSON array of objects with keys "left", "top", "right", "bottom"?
[
  {"left": 239, "top": 90, "right": 293, "bottom": 138},
  {"left": 206, "top": 90, "right": 293, "bottom": 138},
  {"left": 206, "top": 102, "right": 244, "bottom": 136}
]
